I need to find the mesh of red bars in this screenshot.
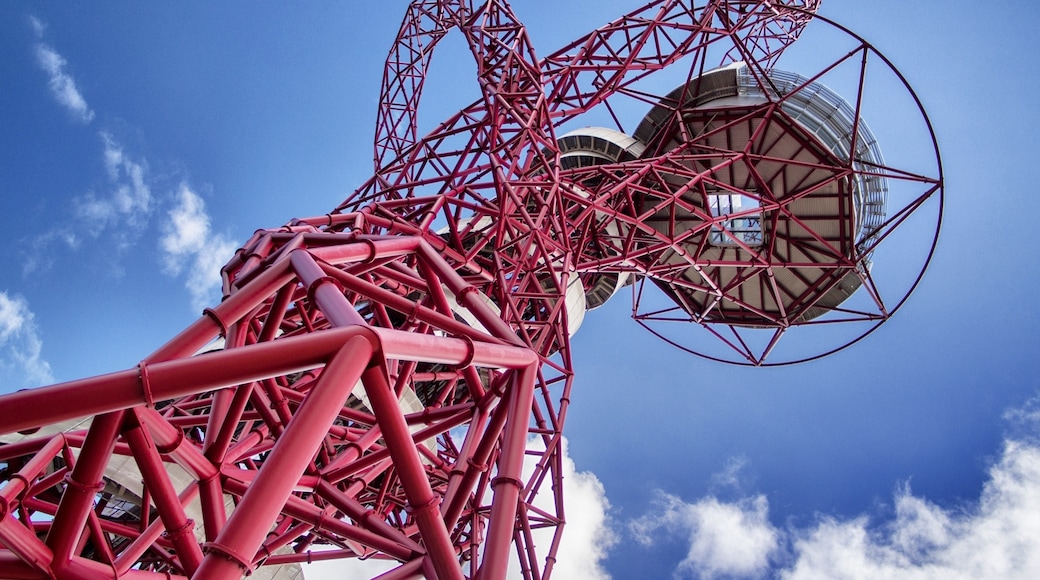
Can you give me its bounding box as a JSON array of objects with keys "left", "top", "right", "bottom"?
[{"left": 0, "top": 1, "right": 944, "bottom": 579}]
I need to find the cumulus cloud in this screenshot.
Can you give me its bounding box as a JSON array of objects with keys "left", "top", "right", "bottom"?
[
  {"left": 783, "top": 440, "right": 1040, "bottom": 579},
  {"left": 30, "top": 18, "right": 94, "bottom": 123},
  {"left": 518, "top": 436, "right": 616, "bottom": 580},
  {"left": 632, "top": 409, "right": 1040, "bottom": 580},
  {"left": 632, "top": 492, "right": 778, "bottom": 579},
  {"left": 160, "top": 185, "right": 237, "bottom": 312},
  {"left": 0, "top": 292, "right": 54, "bottom": 390}
]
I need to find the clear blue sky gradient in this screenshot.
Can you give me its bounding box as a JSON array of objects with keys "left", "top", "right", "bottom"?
[{"left": 1, "top": 2, "right": 1038, "bottom": 578}]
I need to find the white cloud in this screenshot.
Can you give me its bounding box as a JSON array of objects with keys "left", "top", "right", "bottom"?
[
  {"left": 21, "top": 230, "right": 79, "bottom": 277},
  {"left": 632, "top": 492, "right": 778, "bottom": 579},
  {"left": 33, "top": 38, "right": 94, "bottom": 123},
  {"left": 632, "top": 408, "right": 1040, "bottom": 580},
  {"left": 160, "top": 185, "right": 237, "bottom": 312},
  {"left": 28, "top": 15, "right": 45, "bottom": 38},
  {"left": 0, "top": 292, "right": 54, "bottom": 389},
  {"left": 710, "top": 454, "right": 752, "bottom": 492},
  {"left": 74, "top": 133, "right": 152, "bottom": 231},
  {"left": 783, "top": 440, "right": 1040, "bottom": 580},
  {"left": 24, "top": 133, "right": 155, "bottom": 276},
  {"left": 20, "top": 127, "right": 232, "bottom": 313}
]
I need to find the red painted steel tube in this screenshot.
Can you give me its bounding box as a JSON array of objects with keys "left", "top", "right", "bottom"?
[
  {"left": 322, "top": 265, "right": 507, "bottom": 347},
  {"left": 84, "top": 506, "right": 116, "bottom": 567},
  {"left": 204, "top": 382, "right": 254, "bottom": 463},
  {"left": 135, "top": 408, "right": 227, "bottom": 542},
  {"left": 442, "top": 381, "right": 513, "bottom": 532},
  {"left": 359, "top": 365, "right": 462, "bottom": 580},
  {"left": 319, "top": 426, "right": 385, "bottom": 484},
  {"left": 308, "top": 235, "right": 423, "bottom": 266},
  {"left": 113, "top": 484, "right": 199, "bottom": 575},
  {"left": 291, "top": 249, "right": 368, "bottom": 327},
  {"left": 46, "top": 411, "right": 123, "bottom": 569},
  {"left": 144, "top": 256, "right": 294, "bottom": 363},
  {"left": 0, "top": 435, "right": 65, "bottom": 503},
  {"left": 416, "top": 241, "right": 527, "bottom": 347},
  {"left": 0, "top": 549, "right": 48, "bottom": 579},
  {"left": 0, "top": 326, "right": 376, "bottom": 436},
  {"left": 64, "top": 555, "right": 190, "bottom": 580},
  {"left": 479, "top": 365, "right": 538, "bottom": 580},
  {"left": 372, "top": 327, "right": 537, "bottom": 369},
  {"left": 0, "top": 434, "right": 62, "bottom": 463},
  {"left": 440, "top": 404, "right": 498, "bottom": 531},
  {"left": 221, "top": 478, "right": 419, "bottom": 562},
  {"left": 0, "top": 515, "right": 53, "bottom": 576},
  {"left": 193, "top": 335, "right": 376, "bottom": 578},
  {"left": 122, "top": 418, "right": 204, "bottom": 575},
  {"left": 315, "top": 480, "right": 425, "bottom": 554},
  {"left": 374, "top": 557, "right": 425, "bottom": 580},
  {"left": 135, "top": 408, "right": 218, "bottom": 480}
]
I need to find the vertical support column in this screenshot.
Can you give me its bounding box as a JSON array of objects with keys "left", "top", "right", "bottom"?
[
  {"left": 123, "top": 414, "right": 204, "bottom": 575},
  {"left": 294, "top": 246, "right": 463, "bottom": 579},
  {"left": 193, "top": 336, "right": 375, "bottom": 579},
  {"left": 359, "top": 365, "right": 463, "bottom": 580},
  {"left": 46, "top": 411, "right": 123, "bottom": 570},
  {"left": 479, "top": 365, "right": 538, "bottom": 580}
]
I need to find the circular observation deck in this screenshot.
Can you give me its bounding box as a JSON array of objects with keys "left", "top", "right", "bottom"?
[{"left": 601, "top": 62, "right": 887, "bottom": 327}]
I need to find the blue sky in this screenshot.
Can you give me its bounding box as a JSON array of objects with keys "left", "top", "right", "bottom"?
[{"left": 2, "top": 1, "right": 1039, "bottom": 578}]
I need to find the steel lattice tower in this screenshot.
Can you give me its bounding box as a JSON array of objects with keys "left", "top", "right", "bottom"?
[{"left": 0, "top": 1, "right": 942, "bottom": 579}]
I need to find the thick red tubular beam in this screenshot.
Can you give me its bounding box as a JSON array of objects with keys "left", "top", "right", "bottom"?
[
  {"left": 122, "top": 416, "right": 204, "bottom": 575},
  {"left": 47, "top": 412, "right": 123, "bottom": 570},
  {"left": 359, "top": 365, "right": 462, "bottom": 580},
  {"left": 194, "top": 335, "right": 376, "bottom": 578},
  {"left": 112, "top": 484, "right": 200, "bottom": 575},
  {"left": 0, "top": 327, "right": 375, "bottom": 436},
  {"left": 476, "top": 366, "right": 538, "bottom": 579},
  {"left": 291, "top": 249, "right": 369, "bottom": 327},
  {"left": 0, "top": 520, "right": 53, "bottom": 576}
]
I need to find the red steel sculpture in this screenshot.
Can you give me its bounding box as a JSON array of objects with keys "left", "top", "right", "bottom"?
[{"left": 0, "top": 1, "right": 942, "bottom": 579}]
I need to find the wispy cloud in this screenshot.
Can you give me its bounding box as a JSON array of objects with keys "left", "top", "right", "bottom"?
[
  {"left": 631, "top": 399, "right": 1040, "bottom": 579},
  {"left": 21, "top": 17, "right": 237, "bottom": 313},
  {"left": 20, "top": 117, "right": 234, "bottom": 313},
  {"left": 0, "top": 292, "right": 54, "bottom": 390},
  {"left": 21, "top": 230, "right": 79, "bottom": 277},
  {"left": 24, "top": 132, "right": 154, "bottom": 276},
  {"left": 160, "top": 185, "right": 237, "bottom": 312},
  {"left": 30, "top": 16, "right": 94, "bottom": 123},
  {"left": 74, "top": 133, "right": 152, "bottom": 232}
]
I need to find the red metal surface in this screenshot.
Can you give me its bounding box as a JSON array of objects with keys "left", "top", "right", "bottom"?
[{"left": 0, "top": 1, "right": 943, "bottom": 579}]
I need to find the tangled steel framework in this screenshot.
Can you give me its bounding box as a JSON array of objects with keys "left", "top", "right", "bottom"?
[{"left": 0, "top": 1, "right": 941, "bottom": 579}]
